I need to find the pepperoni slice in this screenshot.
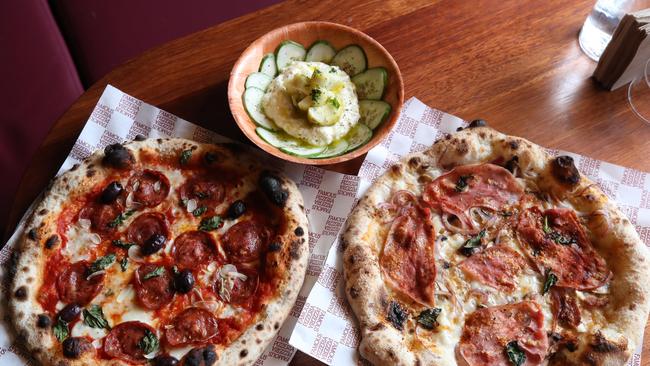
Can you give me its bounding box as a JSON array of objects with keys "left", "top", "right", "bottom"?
[
  {"left": 380, "top": 207, "right": 436, "bottom": 306},
  {"left": 133, "top": 264, "right": 174, "bottom": 310},
  {"left": 516, "top": 207, "right": 611, "bottom": 290},
  {"left": 459, "top": 244, "right": 528, "bottom": 293},
  {"left": 423, "top": 164, "right": 523, "bottom": 232},
  {"left": 127, "top": 212, "right": 169, "bottom": 246},
  {"left": 172, "top": 231, "right": 218, "bottom": 269},
  {"left": 458, "top": 301, "right": 548, "bottom": 366},
  {"left": 79, "top": 201, "right": 123, "bottom": 234},
  {"left": 56, "top": 261, "right": 104, "bottom": 305},
  {"left": 104, "top": 321, "right": 156, "bottom": 364},
  {"left": 128, "top": 170, "right": 170, "bottom": 208},
  {"left": 215, "top": 270, "right": 259, "bottom": 305},
  {"left": 164, "top": 308, "right": 219, "bottom": 347},
  {"left": 220, "top": 220, "right": 269, "bottom": 264},
  {"left": 179, "top": 177, "right": 225, "bottom": 208}
]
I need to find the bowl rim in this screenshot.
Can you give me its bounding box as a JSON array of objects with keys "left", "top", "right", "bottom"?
[{"left": 227, "top": 20, "right": 404, "bottom": 166}]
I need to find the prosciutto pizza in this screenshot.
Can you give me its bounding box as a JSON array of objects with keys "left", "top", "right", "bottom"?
[
  {"left": 342, "top": 123, "right": 650, "bottom": 366},
  {"left": 9, "top": 138, "right": 309, "bottom": 365}
]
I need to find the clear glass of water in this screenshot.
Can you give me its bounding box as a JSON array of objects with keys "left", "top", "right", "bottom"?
[
  {"left": 579, "top": 0, "right": 649, "bottom": 61},
  {"left": 628, "top": 58, "right": 650, "bottom": 123}
]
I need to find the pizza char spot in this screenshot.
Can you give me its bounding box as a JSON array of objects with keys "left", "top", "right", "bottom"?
[
  {"left": 21, "top": 266, "right": 29, "bottom": 272},
  {"left": 38, "top": 208, "right": 47, "bottom": 215},
  {"left": 240, "top": 349, "right": 248, "bottom": 358},
  {"left": 157, "top": 138, "right": 163, "bottom": 144},
  {"left": 70, "top": 163, "right": 80, "bottom": 171},
  {"left": 256, "top": 339, "right": 262, "bottom": 344},
  {"left": 294, "top": 226, "right": 304, "bottom": 236},
  {"left": 27, "top": 229, "right": 38, "bottom": 240},
  {"left": 36, "top": 314, "right": 51, "bottom": 328},
  {"left": 552, "top": 156, "right": 580, "bottom": 185},
  {"left": 135, "top": 134, "right": 146, "bottom": 141},
  {"left": 274, "top": 322, "right": 280, "bottom": 330},
  {"left": 386, "top": 301, "right": 408, "bottom": 331},
  {"left": 268, "top": 242, "right": 282, "bottom": 252},
  {"left": 408, "top": 157, "right": 421, "bottom": 168},
  {"left": 16, "top": 311, "right": 24, "bottom": 319},
  {"left": 509, "top": 140, "right": 519, "bottom": 149},
  {"left": 26, "top": 277, "right": 33, "bottom": 284},
  {"left": 14, "top": 286, "right": 27, "bottom": 300},
  {"left": 369, "top": 323, "right": 385, "bottom": 331},
  {"left": 256, "top": 324, "right": 264, "bottom": 331},
  {"left": 349, "top": 286, "right": 360, "bottom": 299},
  {"left": 290, "top": 240, "right": 301, "bottom": 260},
  {"left": 86, "top": 169, "right": 96, "bottom": 178},
  {"left": 45, "top": 234, "right": 59, "bottom": 249}
]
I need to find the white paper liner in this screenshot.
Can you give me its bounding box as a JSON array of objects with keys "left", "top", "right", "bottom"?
[{"left": 289, "top": 98, "right": 648, "bottom": 366}]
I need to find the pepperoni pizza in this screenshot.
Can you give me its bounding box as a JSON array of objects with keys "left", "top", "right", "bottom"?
[
  {"left": 9, "top": 138, "right": 309, "bottom": 365},
  {"left": 342, "top": 124, "right": 650, "bottom": 366}
]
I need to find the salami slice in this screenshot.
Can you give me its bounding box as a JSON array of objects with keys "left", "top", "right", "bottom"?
[
  {"left": 128, "top": 170, "right": 170, "bottom": 208},
  {"left": 220, "top": 220, "right": 269, "bottom": 264},
  {"left": 458, "top": 301, "right": 548, "bottom": 366},
  {"left": 56, "top": 261, "right": 104, "bottom": 305},
  {"left": 380, "top": 207, "right": 436, "bottom": 306},
  {"left": 79, "top": 201, "right": 123, "bottom": 234},
  {"left": 127, "top": 212, "right": 169, "bottom": 246},
  {"left": 423, "top": 164, "right": 523, "bottom": 232},
  {"left": 172, "top": 231, "right": 218, "bottom": 270},
  {"left": 133, "top": 264, "right": 174, "bottom": 310},
  {"left": 516, "top": 207, "right": 611, "bottom": 290},
  {"left": 104, "top": 321, "right": 156, "bottom": 364},
  {"left": 459, "top": 244, "right": 528, "bottom": 292},
  {"left": 164, "top": 307, "right": 219, "bottom": 347},
  {"left": 179, "top": 177, "right": 225, "bottom": 208}
]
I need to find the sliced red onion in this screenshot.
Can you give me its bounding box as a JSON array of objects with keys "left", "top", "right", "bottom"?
[
  {"left": 128, "top": 245, "right": 145, "bottom": 262},
  {"left": 86, "top": 270, "right": 105, "bottom": 281},
  {"left": 78, "top": 218, "right": 91, "bottom": 230},
  {"left": 88, "top": 233, "right": 102, "bottom": 245},
  {"left": 153, "top": 181, "right": 161, "bottom": 192},
  {"left": 193, "top": 300, "right": 221, "bottom": 313}
]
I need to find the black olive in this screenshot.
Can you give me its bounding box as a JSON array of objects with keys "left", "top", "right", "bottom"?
[
  {"left": 174, "top": 269, "right": 195, "bottom": 294},
  {"left": 62, "top": 337, "right": 91, "bottom": 359},
  {"left": 152, "top": 354, "right": 179, "bottom": 366},
  {"left": 227, "top": 200, "right": 246, "bottom": 219},
  {"left": 58, "top": 303, "right": 82, "bottom": 323},
  {"left": 102, "top": 143, "right": 134, "bottom": 169},
  {"left": 552, "top": 155, "right": 580, "bottom": 185},
  {"left": 36, "top": 314, "right": 51, "bottom": 328},
  {"left": 203, "top": 346, "right": 217, "bottom": 364},
  {"left": 182, "top": 345, "right": 217, "bottom": 366},
  {"left": 468, "top": 119, "right": 487, "bottom": 128},
  {"left": 100, "top": 181, "right": 123, "bottom": 203},
  {"left": 141, "top": 234, "right": 166, "bottom": 255}
]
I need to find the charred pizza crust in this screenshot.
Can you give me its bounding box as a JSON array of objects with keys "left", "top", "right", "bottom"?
[
  {"left": 9, "top": 138, "right": 309, "bottom": 366},
  {"left": 342, "top": 126, "right": 650, "bottom": 365}
]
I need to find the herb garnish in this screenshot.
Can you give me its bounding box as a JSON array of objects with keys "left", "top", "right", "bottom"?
[
  {"left": 88, "top": 254, "right": 116, "bottom": 274},
  {"left": 199, "top": 216, "right": 222, "bottom": 231},
  {"left": 542, "top": 216, "right": 575, "bottom": 245},
  {"left": 83, "top": 304, "right": 110, "bottom": 329},
  {"left": 311, "top": 88, "right": 322, "bottom": 102},
  {"left": 112, "top": 239, "right": 134, "bottom": 249},
  {"left": 542, "top": 216, "right": 552, "bottom": 234},
  {"left": 542, "top": 271, "right": 558, "bottom": 295},
  {"left": 329, "top": 67, "right": 337, "bottom": 73},
  {"left": 505, "top": 341, "right": 526, "bottom": 366},
  {"left": 143, "top": 266, "right": 165, "bottom": 280},
  {"left": 416, "top": 308, "right": 442, "bottom": 330},
  {"left": 108, "top": 209, "right": 136, "bottom": 228},
  {"left": 459, "top": 229, "right": 486, "bottom": 256},
  {"left": 180, "top": 149, "right": 192, "bottom": 165},
  {"left": 138, "top": 329, "right": 159, "bottom": 354},
  {"left": 192, "top": 206, "right": 207, "bottom": 217},
  {"left": 327, "top": 97, "right": 340, "bottom": 109},
  {"left": 454, "top": 175, "right": 472, "bottom": 192},
  {"left": 120, "top": 257, "right": 128, "bottom": 272},
  {"left": 53, "top": 319, "right": 69, "bottom": 342}
]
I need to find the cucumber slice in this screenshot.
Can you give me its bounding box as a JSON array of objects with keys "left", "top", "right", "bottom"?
[
  {"left": 331, "top": 45, "right": 367, "bottom": 76},
  {"left": 256, "top": 127, "right": 325, "bottom": 157},
  {"left": 245, "top": 72, "right": 273, "bottom": 91},
  {"left": 344, "top": 124, "right": 373, "bottom": 152},
  {"left": 259, "top": 53, "right": 277, "bottom": 77},
  {"left": 305, "top": 40, "right": 337, "bottom": 63},
  {"left": 359, "top": 100, "right": 392, "bottom": 130},
  {"left": 275, "top": 40, "right": 306, "bottom": 71},
  {"left": 314, "top": 139, "right": 349, "bottom": 158},
  {"left": 243, "top": 87, "right": 277, "bottom": 131},
  {"left": 352, "top": 68, "right": 388, "bottom": 100}
]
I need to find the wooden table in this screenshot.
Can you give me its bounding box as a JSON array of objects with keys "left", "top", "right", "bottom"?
[{"left": 7, "top": 0, "right": 650, "bottom": 364}]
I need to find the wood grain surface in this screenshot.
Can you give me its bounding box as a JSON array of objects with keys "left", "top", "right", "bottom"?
[{"left": 7, "top": 0, "right": 650, "bottom": 365}]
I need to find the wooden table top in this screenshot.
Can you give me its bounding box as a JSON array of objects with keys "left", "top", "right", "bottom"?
[{"left": 7, "top": 0, "right": 650, "bottom": 364}]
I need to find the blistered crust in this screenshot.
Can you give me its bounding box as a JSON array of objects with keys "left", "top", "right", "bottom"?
[
  {"left": 342, "top": 127, "right": 650, "bottom": 365},
  {"left": 9, "top": 138, "right": 309, "bottom": 366}
]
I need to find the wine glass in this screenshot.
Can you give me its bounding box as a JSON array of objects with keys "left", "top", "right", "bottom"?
[{"left": 627, "top": 58, "right": 650, "bottom": 124}]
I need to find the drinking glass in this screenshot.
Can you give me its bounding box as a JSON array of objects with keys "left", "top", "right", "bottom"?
[{"left": 627, "top": 58, "right": 650, "bottom": 123}]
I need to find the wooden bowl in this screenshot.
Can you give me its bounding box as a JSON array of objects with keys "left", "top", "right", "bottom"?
[{"left": 228, "top": 21, "right": 404, "bottom": 165}]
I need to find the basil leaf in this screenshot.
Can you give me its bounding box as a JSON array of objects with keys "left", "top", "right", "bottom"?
[
  {"left": 454, "top": 175, "right": 472, "bottom": 192},
  {"left": 505, "top": 340, "right": 526, "bottom": 366},
  {"left": 112, "top": 239, "right": 135, "bottom": 249},
  {"left": 192, "top": 206, "right": 207, "bottom": 217},
  {"left": 53, "top": 319, "right": 69, "bottom": 342},
  {"left": 180, "top": 149, "right": 192, "bottom": 165},
  {"left": 88, "top": 254, "right": 116, "bottom": 274},
  {"left": 108, "top": 209, "right": 136, "bottom": 228},
  {"left": 138, "top": 329, "right": 159, "bottom": 354},
  {"left": 548, "top": 231, "right": 575, "bottom": 245},
  {"left": 459, "top": 229, "right": 486, "bottom": 256},
  {"left": 416, "top": 308, "right": 442, "bottom": 330},
  {"left": 199, "top": 216, "right": 221, "bottom": 231},
  {"left": 311, "top": 88, "right": 322, "bottom": 102},
  {"left": 83, "top": 304, "right": 110, "bottom": 329},
  {"left": 143, "top": 266, "right": 165, "bottom": 280},
  {"left": 542, "top": 271, "right": 558, "bottom": 295},
  {"left": 120, "top": 257, "right": 128, "bottom": 272},
  {"left": 542, "top": 216, "right": 552, "bottom": 234}
]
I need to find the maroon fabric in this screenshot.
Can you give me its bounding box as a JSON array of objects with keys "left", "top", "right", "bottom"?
[
  {"left": 51, "top": 0, "right": 283, "bottom": 86},
  {"left": 0, "top": 0, "right": 83, "bottom": 230}
]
